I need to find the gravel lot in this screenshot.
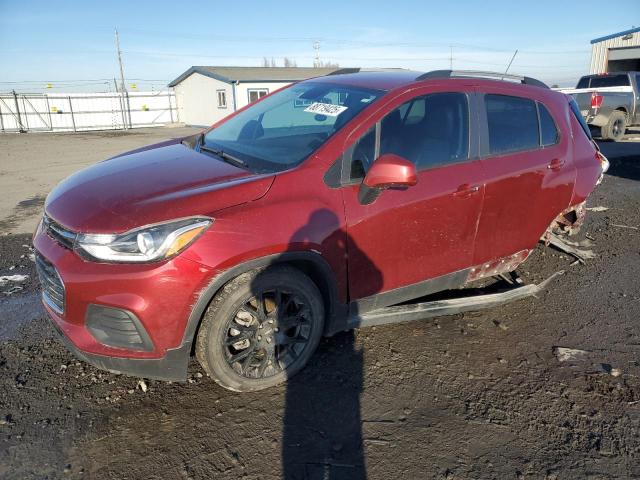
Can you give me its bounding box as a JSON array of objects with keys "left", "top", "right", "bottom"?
[
  {"left": 1, "top": 128, "right": 640, "bottom": 479},
  {"left": 0, "top": 126, "right": 200, "bottom": 235}
]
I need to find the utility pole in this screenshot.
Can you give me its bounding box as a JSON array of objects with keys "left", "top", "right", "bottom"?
[
  {"left": 449, "top": 45, "right": 453, "bottom": 70},
  {"left": 115, "top": 28, "right": 131, "bottom": 129},
  {"left": 313, "top": 41, "right": 320, "bottom": 68},
  {"left": 115, "top": 28, "right": 126, "bottom": 95}
]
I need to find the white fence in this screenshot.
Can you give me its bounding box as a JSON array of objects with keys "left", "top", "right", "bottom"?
[{"left": 0, "top": 91, "right": 177, "bottom": 133}]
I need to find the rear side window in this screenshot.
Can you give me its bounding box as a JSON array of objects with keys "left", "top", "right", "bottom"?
[
  {"left": 569, "top": 98, "right": 592, "bottom": 139},
  {"left": 538, "top": 103, "right": 559, "bottom": 146},
  {"left": 485, "top": 94, "right": 539, "bottom": 155},
  {"left": 590, "top": 74, "right": 630, "bottom": 88},
  {"left": 576, "top": 77, "right": 590, "bottom": 89}
]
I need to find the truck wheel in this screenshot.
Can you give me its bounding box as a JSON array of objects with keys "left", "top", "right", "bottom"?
[
  {"left": 195, "top": 265, "right": 325, "bottom": 392},
  {"left": 602, "top": 111, "right": 627, "bottom": 142}
]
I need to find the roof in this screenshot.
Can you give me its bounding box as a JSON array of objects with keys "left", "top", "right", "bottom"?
[
  {"left": 168, "top": 66, "right": 341, "bottom": 86},
  {"left": 591, "top": 27, "right": 640, "bottom": 44},
  {"left": 315, "top": 69, "right": 549, "bottom": 91},
  {"left": 317, "top": 69, "right": 424, "bottom": 90},
  {"left": 170, "top": 66, "right": 551, "bottom": 94}
]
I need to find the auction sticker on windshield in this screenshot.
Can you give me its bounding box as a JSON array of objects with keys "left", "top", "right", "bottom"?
[{"left": 304, "top": 102, "right": 348, "bottom": 116}]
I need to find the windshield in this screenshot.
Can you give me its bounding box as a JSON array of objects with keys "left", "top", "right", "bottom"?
[{"left": 203, "top": 82, "right": 382, "bottom": 172}]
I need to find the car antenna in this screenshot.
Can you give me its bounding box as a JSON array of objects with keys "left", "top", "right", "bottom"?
[{"left": 502, "top": 49, "right": 518, "bottom": 79}]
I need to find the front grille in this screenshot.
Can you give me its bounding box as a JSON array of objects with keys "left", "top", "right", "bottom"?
[
  {"left": 35, "top": 253, "right": 65, "bottom": 314},
  {"left": 43, "top": 214, "right": 77, "bottom": 250}
]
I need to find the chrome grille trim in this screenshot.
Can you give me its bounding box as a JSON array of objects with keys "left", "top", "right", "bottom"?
[
  {"left": 43, "top": 214, "right": 77, "bottom": 250},
  {"left": 35, "top": 253, "right": 65, "bottom": 314}
]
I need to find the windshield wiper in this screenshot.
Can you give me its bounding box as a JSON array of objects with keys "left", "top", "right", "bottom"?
[{"left": 199, "top": 144, "right": 248, "bottom": 169}]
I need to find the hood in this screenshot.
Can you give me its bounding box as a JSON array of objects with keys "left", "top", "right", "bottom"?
[{"left": 45, "top": 140, "right": 274, "bottom": 233}]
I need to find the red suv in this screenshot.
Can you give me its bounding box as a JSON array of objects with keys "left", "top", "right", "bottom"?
[{"left": 34, "top": 69, "right": 607, "bottom": 391}]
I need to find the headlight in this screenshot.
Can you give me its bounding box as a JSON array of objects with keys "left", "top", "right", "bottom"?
[{"left": 76, "top": 217, "right": 212, "bottom": 263}]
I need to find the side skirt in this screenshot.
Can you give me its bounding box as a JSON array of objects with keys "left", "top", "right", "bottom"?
[{"left": 347, "top": 271, "right": 564, "bottom": 329}]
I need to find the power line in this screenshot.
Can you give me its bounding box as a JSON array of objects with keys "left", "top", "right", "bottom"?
[
  {"left": 114, "top": 28, "right": 589, "bottom": 54},
  {"left": 119, "top": 49, "right": 586, "bottom": 68},
  {"left": 0, "top": 78, "right": 170, "bottom": 84}
]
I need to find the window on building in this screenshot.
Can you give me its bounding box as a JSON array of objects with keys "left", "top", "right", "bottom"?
[
  {"left": 248, "top": 89, "right": 269, "bottom": 103},
  {"left": 485, "top": 94, "right": 539, "bottom": 155},
  {"left": 217, "top": 90, "right": 227, "bottom": 108},
  {"left": 538, "top": 102, "right": 559, "bottom": 147}
]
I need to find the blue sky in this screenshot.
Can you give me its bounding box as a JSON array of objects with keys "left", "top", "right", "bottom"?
[{"left": 1, "top": 0, "right": 638, "bottom": 92}]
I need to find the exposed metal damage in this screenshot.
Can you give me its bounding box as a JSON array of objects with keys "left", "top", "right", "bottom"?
[{"left": 542, "top": 202, "right": 596, "bottom": 263}]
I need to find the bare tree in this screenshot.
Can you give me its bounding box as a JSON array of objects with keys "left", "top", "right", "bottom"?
[
  {"left": 270, "top": 57, "right": 276, "bottom": 67},
  {"left": 262, "top": 57, "right": 270, "bottom": 67},
  {"left": 283, "top": 57, "right": 297, "bottom": 67},
  {"left": 316, "top": 60, "right": 339, "bottom": 68}
]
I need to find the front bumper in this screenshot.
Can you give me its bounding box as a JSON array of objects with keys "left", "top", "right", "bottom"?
[
  {"left": 49, "top": 313, "right": 192, "bottom": 381},
  {"left": 34, "top": 222, "right": 215, "bottom": 381}
]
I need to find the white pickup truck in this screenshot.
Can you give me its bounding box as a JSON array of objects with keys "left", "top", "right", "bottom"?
[{"left": 561, "top": 72, "right": 640, "bottom": 141}]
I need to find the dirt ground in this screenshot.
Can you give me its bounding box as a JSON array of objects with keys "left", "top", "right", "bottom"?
[{"left": 1, "top": 128, "right": 640, "bottom": 479}]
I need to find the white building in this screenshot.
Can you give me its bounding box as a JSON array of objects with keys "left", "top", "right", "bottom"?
[
  {"left": 168, "top": 66, "right": 340, "bottom": 126},
  {"left": 590, "top": 27, "right": 640, "bottom": 74}
]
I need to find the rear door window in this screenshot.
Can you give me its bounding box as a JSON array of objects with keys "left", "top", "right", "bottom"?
[
  {"left": 485, "top": 94, "right": 539, "bottom": 155},
  {"left": 538, "top": 103, "right": 559, "bottom": 146},
  {"left": 590, "top": 74, "right": 630, "bottom": 88}
]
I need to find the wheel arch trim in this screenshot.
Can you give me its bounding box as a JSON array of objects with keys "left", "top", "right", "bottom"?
[{"left": 181, "top": 251, "right": 347, "bottom": 351}]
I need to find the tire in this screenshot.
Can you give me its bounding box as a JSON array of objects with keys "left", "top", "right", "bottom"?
[
  {"left": 195, "top": 265, "right": 325, "bottom": 392},
  {"left": 601, "top": 110, "right": 627, "bottom": 142}
]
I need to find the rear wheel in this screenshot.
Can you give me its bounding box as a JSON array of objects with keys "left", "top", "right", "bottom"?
[
  {"left": 602, "top": 111, "right": 627, "bottom": 142},
  {"left": 195, "top": 265, "right": 325, "bottom": 392}
]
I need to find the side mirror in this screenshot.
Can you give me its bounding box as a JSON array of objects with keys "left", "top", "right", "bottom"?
[
  {"left": 363, "top": 154, "right": 417, "bottom": 189},
  {"left": 359, "top": 154, "right": 417, "bottom": 205}
]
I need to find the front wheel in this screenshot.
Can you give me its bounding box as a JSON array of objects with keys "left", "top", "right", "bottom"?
[
  {"left": 195, "top": 265, "right": 325, "bottom": 392},
  {"left": 601, "top": 111, "right": 627, "bottom": 142}
]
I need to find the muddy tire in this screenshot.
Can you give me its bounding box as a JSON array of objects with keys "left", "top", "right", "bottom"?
[
  {"left": 195, "top": 265, "right": 325, "bottom": 392},
  {"left": 601, "top": 110, "right": 627, "bottom": 142}
]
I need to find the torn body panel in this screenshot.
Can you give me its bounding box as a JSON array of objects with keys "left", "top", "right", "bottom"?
[
  {"left": 541, "top": 201, "right": 596, "bottom": 263},
  {"left": 466, "top": 249, "right": 532, "bottom": 283},
  {"left": 547, "top": 201, "right": 587, "bottom": 237}
]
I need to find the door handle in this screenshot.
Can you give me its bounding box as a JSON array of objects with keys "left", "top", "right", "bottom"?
[
  {"left": 547, "top": 158, "right": 565, "bottom": 171},
  {"left": 453, "top": 183, "right": 480, "bottom": 197}
]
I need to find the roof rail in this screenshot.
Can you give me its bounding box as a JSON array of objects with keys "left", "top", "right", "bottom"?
[{"left": 416, "top": 70, "right": 549, "bottom": 89}]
